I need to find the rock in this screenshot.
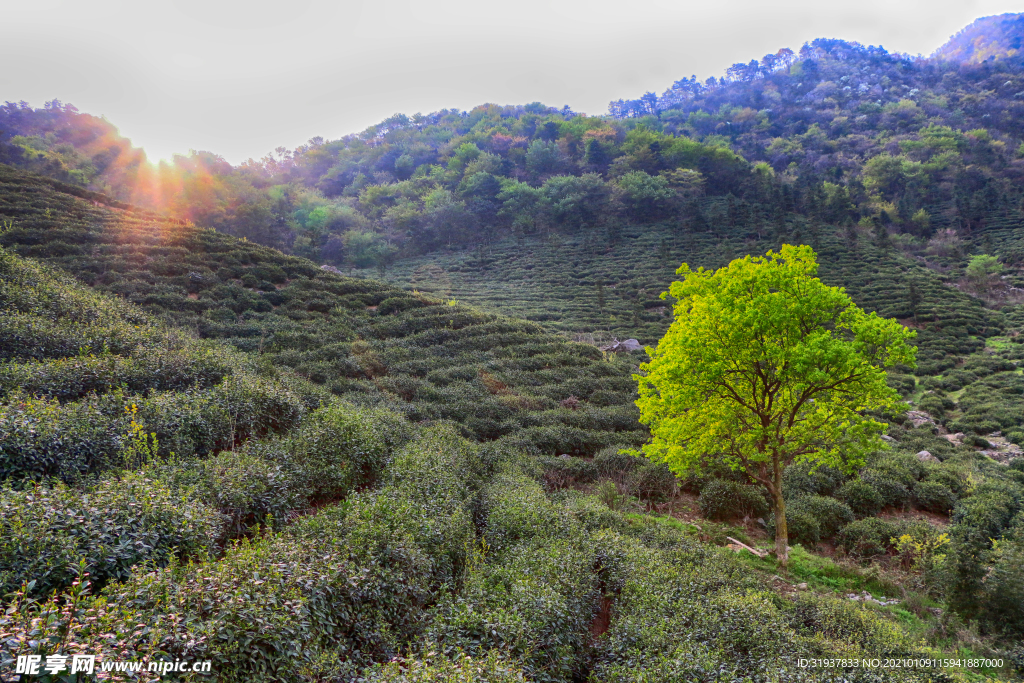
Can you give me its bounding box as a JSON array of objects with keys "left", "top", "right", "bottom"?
[
  {"left": 906, "top": 410, "right": 937, "bottom": 428},
  {"left": 881, "top": 435, "right": 897, "bottom": 443},
  {"left": 943, "top": 432, "right": 965, "bottom": 445},
  {"left": 796, "top": 582, "right": 808, "bottom": 590},
  {"left": 600, "top": 338, "right": 643, "bottom": 353},
  {"left": 916, "top": 450, "right": 939, "bottom": 463},
  {"left": 320, "top": 264, "right": 343, "bottom": 275},
  {"left": 981, "top": 449, "right": 1011, "bottom": 464}
]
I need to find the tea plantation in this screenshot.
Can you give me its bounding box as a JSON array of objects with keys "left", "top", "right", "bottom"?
[{"left": 1, "top": 163, "right": 1022, "bottom": 681}]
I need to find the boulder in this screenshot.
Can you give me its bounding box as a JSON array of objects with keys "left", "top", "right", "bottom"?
[
  {"left": 916, "top": 450, "right": 939, "bottom": 463},
  {"left": 943, "top": 432, "right": 965, "bottom": 446}
]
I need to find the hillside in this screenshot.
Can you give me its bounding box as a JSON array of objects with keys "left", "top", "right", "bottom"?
[
  {"left": 0, "top": 164, "right": 1010, "bottom": 681},
  {"left": 0, "top": 163, "right": 1023, "bottom": 680},
  {"left": 3, "top": 13, "right": 1024, "bottom": 679},
  {"left": 0, "top": 163, "right": 644, "bottom": 456},
  {"left": 934, "top": 13, "right": 1024, "bottom": 65},
  {"left": 6, "top": 35, "right": 1024, "bottom": 278}
]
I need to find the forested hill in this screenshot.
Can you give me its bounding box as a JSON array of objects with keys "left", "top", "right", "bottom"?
[
  {"left": 3, "top": 20, "right": 1024, "bottom": 273},
  {"left": 933, "top": 13, "right": 1024, "bottom": 65}
]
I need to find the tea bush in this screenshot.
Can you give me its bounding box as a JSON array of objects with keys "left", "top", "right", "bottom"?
[
  {"left": 837, "top": 479, "right": 885, "bottom": 517},
  {"left": 771, "top": 508, "right": 822, "bottom": 547},
  {"left": 861, "top": 469, "right": 912, "bottom": 510},
  {"left": 0, "top": 371, "right": 306, "bottom": 483},
  {"left": 84, "top": 426, "right": 482, "bottom": 681},
  {"left": 913, "top": 480, "right": 957, "bottom": 514},
  {"left": 836, "top": 518, "right": 901, "bottom": 558},
  {"left": 540, "top": 456, "right": 599, "bottom": 489},
  {"left": 359, "top": 651, "right": 528, "bottom": 683},
  {"left": 789, "top": 593, "right": 914, "bottom": 657},
  {"left": 0, "top": 344, "right": 234, "bottom": 402},
  {"left": 788, "top": 495, "right": 855, "bottom": 540},
  {"left": 426, "top": 537, "right": 598, "bottom": 682},
  {"left": 782, "top": 461, "right": 848, "bottom": 499},
  {"left": 0, "top": 473, "right": 222, "bottom": 597},
  {"left": 198, "top": 449, "right": 302, "bottom": 537},
  {"left": 698, "top": 478, "right": 770, "bottom": 521}
]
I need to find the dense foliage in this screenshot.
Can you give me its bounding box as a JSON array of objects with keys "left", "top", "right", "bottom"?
[
  {"left": 634, "top": 245, "right": 915, "bottom": 563},
  {"left": 933, "top": 13, "right": 1024, "bottom": 65},
  {"left": 6, "top": 27, "right": 1024, "bottom": 277}
]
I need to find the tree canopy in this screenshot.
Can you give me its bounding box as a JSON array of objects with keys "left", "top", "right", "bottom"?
[{"left": 634, "top": 244, "right": 917, "bottom": 564}]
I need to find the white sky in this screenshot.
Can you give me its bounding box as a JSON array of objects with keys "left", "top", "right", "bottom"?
[{"left": 1, "top": 0, "right": 1021, "bottom": 165}]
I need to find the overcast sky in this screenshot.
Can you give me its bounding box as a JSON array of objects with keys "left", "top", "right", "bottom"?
[{"left": 1, "top": 0, "right": 1021, "bottom": 164}]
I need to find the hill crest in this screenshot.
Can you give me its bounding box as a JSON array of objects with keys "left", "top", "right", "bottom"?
[{"left": 933, "top": 12, "right": 1024, "bottom": 64}]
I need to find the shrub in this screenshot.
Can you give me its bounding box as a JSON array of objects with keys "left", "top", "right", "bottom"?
[
  {"left": 212, "top": 373, "right": 306, "bottom": 443},
  {"left": 426, "top": 537, "right": 597, "bottom": 682},
  {"left": 925, "top": 464, "right": 970, "bottom": 497},
  {"left": 593, "top": 537, "right": 791, "bottom": 678},
  {"left": 770, "top": 507, "right": 821, "bottom": 547},
  {"left": 199, "top": 448, "right": 301, "bottom": 537},
  {"left": 282, "top": 402, "right": 409, "bottom": 502},
  {"left": 836, "top": 479, "right": 885, "bottom": 517},
  {"left": 94, "top": 427, "right": 480, "bottom": 682},
  {"left": 861, "top": 469, "right": 911, "bottom": 509},
  {"left": 593, "top": 444, "right": 643, "bottom": 480},
  {"left": 541, "top": 456, "right": 599, "bottom": 489},
  {"left": 913, "top": 480, "right": 957, "bottom": 514},
  {"left": 360, "top": 651, "right": 528, "bottom": 682},
  {"left": 979, "top": 535, "right": 1024, "bottom": 638},
  {"left": 788, "top": 495, "right": 854, "bottom": 539},
  {"left": 790, "top": 593, "right": 912, "bottom": 656},
  {"left": 781, "top": 460, "right": 847, "bottom": 498},
  {"left": 0, "top": 473, "right": 223, "bottom": 596},
  {"left": 0, "top": 391, "right": 138, "bottom": 482},
  {"left": 483, "top": 472, "right": 575, "bottom": 551},
  {"left": 886, "top": 373, "right": 916, "bottom": 397},
  {"left": 953, "top": 480, "right": 1022, "bottom": 538},
  {"left": 0, "top": 344, "right": 234, "bottom": 402},
  {"left": 629, "top": 462, "right": 677, "bottom": 502},
  {"left": 698, "top": 478, "right": 769, "bottom": 521},
  {"left": 836, "top": 518, "right": 901, "bottom": 558},
  {"left": 917, "top": 393, "right": 953, "bottom": 419},
  {"left": 377, "top": 296, "right": 424, "bottom": 316}
]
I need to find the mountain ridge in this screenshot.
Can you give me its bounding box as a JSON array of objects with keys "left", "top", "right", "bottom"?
[{"left": 933, "top": 12, "right": 1024, "bottom": 65}]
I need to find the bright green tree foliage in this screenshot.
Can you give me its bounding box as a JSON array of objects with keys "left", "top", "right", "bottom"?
[{"left": 634, "top": 245, "right": 916, "bottom": 565}]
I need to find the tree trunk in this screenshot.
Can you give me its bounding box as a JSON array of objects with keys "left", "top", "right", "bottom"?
[{"left": 771, "top": 457, "right": 788, "bottom": 568}]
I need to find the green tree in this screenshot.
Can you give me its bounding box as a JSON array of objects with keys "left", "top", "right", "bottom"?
[
  {"left": 965, "top": 253, "right": 1002, "bottom": 291},
  {"left": 539, "top": 173, "right": 609, "bottom": 230},
  {"left": 633, "top": 245, "right": 916, "bottom": 566},
  {"left": 615, "top": 170, "right": 675, "bottom": 221},
  {"left": 524, "top": 139, "right": 566, "bottom": 177}
]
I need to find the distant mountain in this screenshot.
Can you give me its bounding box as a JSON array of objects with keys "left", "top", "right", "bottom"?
[{"left": 933, "top": 12, "right": 1024, "bottom": 64}]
